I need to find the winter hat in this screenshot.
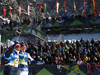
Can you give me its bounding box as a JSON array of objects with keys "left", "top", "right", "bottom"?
[{"left": 15, "top": 44, "right": 21, "bottom": 48}]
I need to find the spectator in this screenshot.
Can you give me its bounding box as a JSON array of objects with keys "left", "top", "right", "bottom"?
[
  {"left": 93, "top": 12, "right": 97, "bottom": 17},
  {"left": 91, "top": 38, "right": 95, "bottom": 45},
  {"left": 63, "top": 55, "right": 67, "bottom": 63},
  {"left": 87, "top": 57, "right": 92, "bottom": 63},
  {"left": 80, "top": 38, "right": 84, "bottom": 44},
  {"left": 54, "top": 57, "right": 58, "bottom": 64},
  {"left": 72, "top": 56, "right": 77, "bottom": 64},
  {"left": 37, "top": 41, "right": 42, "bottom": 54},
  {"left": 47, "top": 50, "right": 51, "bottom": 56},
  {"left": 93, "top": 56, "right": 98, "bottom": 63},
  {"left": 26, "top": 45, "right": 31, "bottom": 53},
  {"left": 45, "top": 58, "right": 50, "bottom": 64},
  {"left": 77, "top": 58, "right": 83, "bottom": 65},
  {"left": 83, "top": 58, "right": 87, "bottom": 65},
  {"left": 61, "top": 57, "right": 66, "bottom": 65}
]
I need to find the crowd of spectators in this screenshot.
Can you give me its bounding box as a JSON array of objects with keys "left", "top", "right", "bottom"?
[
  {"left": 0, "top": 11, "right": 100, "bottom": 30},
  {"left": 1, "top": 38, "right": 100, "bottom": 65},
  {"left": 0, "top": 17, "right": 39, "bottom": 30},
  {"left": 0, "top": 18, "right": 30, "bottom": 29},
  {"left": 45, "top": 11, "right": 100, "bottom": 22}
]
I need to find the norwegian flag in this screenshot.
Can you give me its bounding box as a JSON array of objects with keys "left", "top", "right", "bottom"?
[
  {"left": 19, "top": 6, "right": 21, "bottom": 16},
  {"left": 28, "top": 5, "right": 30, "bottom": 15},
  {"left": 87, "top": 63, "right": 92, "bottom": 74}
]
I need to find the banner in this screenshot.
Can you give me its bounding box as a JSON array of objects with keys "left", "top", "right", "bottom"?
[
  {"left": 0, "top": 64, "right": 99, "bottom": 75},
  {"left": 42, "top": 4, "right": 44, "bottom": 8},
  {"left": 19, "top": 6, "right": 21, "bottom": 16},
  {"left": 9, "top": 7, "right": 12, "bottom": 17},
  {"left": 92, "top": 0, "right": 95, "bottom": 10},
  {"left": 64, "top": 2, "right": 67, "bottom": 12},
  {"left": 73, "top": 0, "right": 76, "bottom": 11},
  {"left": 43, "top": 3, "right": 46, "bottom": 12},
  {"left": 61, "top": 65, "right": 70, "bottom": 70},
  {"left": 9, "top": 8, "right": 11, "bottom": 13},
  {"left": 28, "top": 5, "right": 30, "bottom": 15},
  {"left": 56, "top": 2, "right": 59, "bottom": 13},
  {"left": 3, "top": 8, "right": 6, "bottom": 18}
]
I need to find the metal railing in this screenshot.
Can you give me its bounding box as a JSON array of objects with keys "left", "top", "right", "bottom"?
[{"left": 57, "top": 34, "right": 64, "bottom": 43}]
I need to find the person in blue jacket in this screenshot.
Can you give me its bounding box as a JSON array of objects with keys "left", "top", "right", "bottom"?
[
  {"left": 18, "top": 44, "right": 35, "bottom": 75},
  {"left": 4, "top": 40, "right": 21, "bottom": 75}
]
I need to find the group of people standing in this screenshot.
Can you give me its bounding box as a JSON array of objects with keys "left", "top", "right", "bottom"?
[{"left": 4, "top": 40, "right": 35, "bottom": 75}]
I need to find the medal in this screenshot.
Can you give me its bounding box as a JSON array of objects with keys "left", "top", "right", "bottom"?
[{"left": 24, "top": 57, "right": 26, "bottom": 60}]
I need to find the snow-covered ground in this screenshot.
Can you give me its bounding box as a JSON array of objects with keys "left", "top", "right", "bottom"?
[{"left": 48, "top": 33, "right": 100, "bottom": 42}]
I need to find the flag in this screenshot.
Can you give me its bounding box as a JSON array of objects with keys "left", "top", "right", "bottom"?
[
  {"left": 61, "top": 65, "right": 70, "bottom": 71},
  {"left": 73, "top": 1, "right": 76, "bottom": 11},
  {"left": 42, "top": 4, "right": 44, "bottom": 8},
  {"left": 38, "top": 4, "right": 41, "bottom": 13},
  {"left": 96, "top": 63, "right": 100, "bottom": 72},
  {"left": 87, "top": 63, "right": 92, "bottom": 74},
  {"left": 64, "top": 2, "right": 67, "bottom": 12},
  {"left": 4, "top": 8, "right": 6, "bottom": 18},
  {"left": 28, "top": 5, "right": 30, "bottom": 15},
  {"left": 19, "top": 6, "right": 21, "bottom": 16},
  {"left": 9, "top": 7, "right": 12, "bottom": 17},
  {"left": 92, "top": 0, "right": 95, "bottom": 10},
  {"left": 9, "top": 7, "right": 11, "bottom": 13},
  {"left": 41, "top": 4, "right": 44, "bottom": 12},
  {"left": 37, "top": 4, "right": 39, "bottom": 13},
  {"left": 43, "top": 3, "right": 46, "bottom": 12},
  {"left": 56, "top": 2, "right": 59, "bottom": 13},
  {"left": 84, "top": 0, "right": 86, "bottom": 10}
]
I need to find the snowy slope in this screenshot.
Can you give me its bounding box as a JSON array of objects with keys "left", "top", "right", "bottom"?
[{"left": 48, "top": 33, "right": 100, "bottom": 42}]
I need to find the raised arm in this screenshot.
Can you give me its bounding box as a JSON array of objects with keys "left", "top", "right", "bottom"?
[{"left": 5, "top": 43, "right": 16, "bottom": 57}]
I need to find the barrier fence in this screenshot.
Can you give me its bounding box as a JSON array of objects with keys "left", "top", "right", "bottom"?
[{"left": 0, "top": 64, "right": 100, "bottom": 75}]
